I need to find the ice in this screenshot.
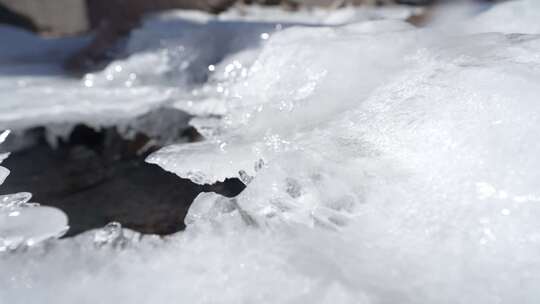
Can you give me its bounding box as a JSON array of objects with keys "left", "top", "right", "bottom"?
[
  {"left": 0, "top": 131, "right": 68, "bottom": 252},
  {"left": 0, "top": 193, "right": 68, "bottom": 251},
  {"left": 149, "top": 1, "right": 540, "bottom": 301},
  {"left": 0, "top": 5, "right": 413, "bottom": 140},
  {"left": 0, "top": 130, "right": 11, "bottom": 184},
  {"left": 3, "top": 1, "right": 540, "bottom": 303},
  {"left": 0, "top": 25, "right": 174, "bottom": 140},
  {"left": 148, "top": 19, "right": 416, "bottom": 183}
]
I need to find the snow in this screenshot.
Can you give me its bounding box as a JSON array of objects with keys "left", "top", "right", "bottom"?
[
  {"left": 468, "top": 0, "right": 540, "bottom": 34},
  {"left": 3, "top": 1, "right": 540, "bottom": 303},
  {"left": 217, "top": 4, "right": 419, "bottom": 24},
  {"left": 0, "top": 5, "right": 414, "bottom": 139}
]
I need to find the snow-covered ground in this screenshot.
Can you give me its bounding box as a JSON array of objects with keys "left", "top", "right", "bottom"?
[
  {"left": 0, "top": 5, "right": 417, "bottom": 134},
  {"left": 2, "top": 1, "right": 540, "bottom": 303}
]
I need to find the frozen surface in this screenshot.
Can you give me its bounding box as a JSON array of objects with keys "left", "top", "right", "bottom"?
[
  {"left": 0, "top": 131, "right": 68, "bottom": 252},
  {"left": 468, "top": 0, "right": 540, "bottom": 34},
  {"left": 3, "top": 1, "right": 540, "bottom": 303},
  {"left": 0, "top": 5, "right": 413, "bottom": 137},
  {"left": 0, "top": 26, "right": 169, "bottom": 138}
]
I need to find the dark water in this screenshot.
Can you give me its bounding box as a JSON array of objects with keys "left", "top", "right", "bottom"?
[{"left": 1, "top": 125, "right": 244, "bottom": 236}]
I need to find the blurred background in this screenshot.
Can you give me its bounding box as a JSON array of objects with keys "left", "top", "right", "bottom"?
[
  {"left": 0, "top": 0, "right": 442, "bottom": 35},
  {"left": 0, "top": 0, "right": 499, "bottom": 72}
]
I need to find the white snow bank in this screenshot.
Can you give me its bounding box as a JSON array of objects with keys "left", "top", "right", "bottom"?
[
  {"left": 3, "top": 1, "right": 540, "bottom": 303},
  {"left": 468, "top": 0, "right": 540, "bottom": 34},
  {"left": 147, "top": 1, "right": 540, "bottom": 302}
]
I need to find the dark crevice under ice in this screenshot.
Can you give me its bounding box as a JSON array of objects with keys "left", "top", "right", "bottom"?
[{"left": 1, "top": 125, "right": 245, "bottom": 236}]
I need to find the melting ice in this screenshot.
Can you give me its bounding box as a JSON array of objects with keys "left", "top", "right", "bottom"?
[{"left": 2, "top": 1, "right": 540, "bottom": 303}]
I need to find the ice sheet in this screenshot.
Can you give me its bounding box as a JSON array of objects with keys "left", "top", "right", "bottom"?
[
  {"left": 2, "top": 1, "right": 540, "bottom": 303},
  {"left": 0, "top": 131, "right": 68, "bottom": 252}
]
